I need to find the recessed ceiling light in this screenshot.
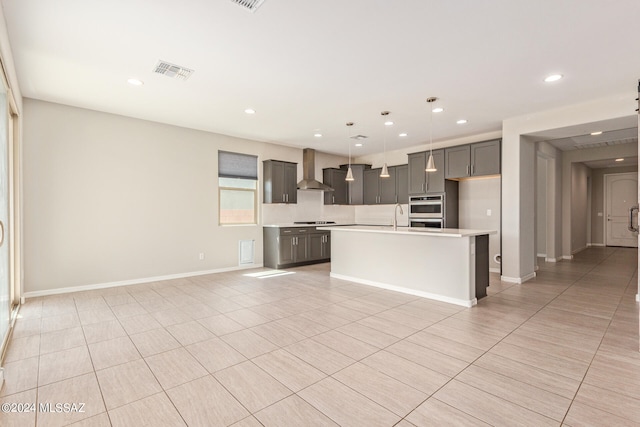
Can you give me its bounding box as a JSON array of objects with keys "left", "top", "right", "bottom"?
[
  {"left": 590, "top": 131, "right": 603, "bottom": 136},
  {"left": 313, "top": 133, "right": 322, "bottom": 138},
  {"left": 244, "top": 108, "right": 256, "bottom": 114},
  {"left": 544, "top": 74, "right": 563, "bottom": 83},
  {"left": 399, "top": 133, "right": 408, "bottom": 137},
  {"left": 456, "top": 119, "right": 468, "bottom": 124},
  {"left": 355, "top": 143, "right": 363, "bottom": 147},
  {"left": 384, "top": 121, "right": 394, "bottom": 126},
  {"left": 615, "top": 158, "right": 624, "bottom": 162},
  {"left": 127, "top": 78, "right": 144, "bottom": 86},
  {"left": 432, "top": 107, "right": 444, "bottom": 113}
]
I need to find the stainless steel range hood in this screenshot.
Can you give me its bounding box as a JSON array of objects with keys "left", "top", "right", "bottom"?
[{"left": 297, "top": 148, "right": 334, "bottom": 191}]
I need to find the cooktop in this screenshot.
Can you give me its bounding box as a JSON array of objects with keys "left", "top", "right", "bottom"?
[{"left": 293, "top": 221, "right": 336, "bottom": 225}]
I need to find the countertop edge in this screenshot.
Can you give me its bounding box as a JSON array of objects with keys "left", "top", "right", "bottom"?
[{"left": 322, "top": 225, "right": 497, "bottom": 237}]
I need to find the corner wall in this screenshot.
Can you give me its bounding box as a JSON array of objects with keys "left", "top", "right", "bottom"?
[{"left": 22, "top": 99, "right": 349, "bottom": 294}]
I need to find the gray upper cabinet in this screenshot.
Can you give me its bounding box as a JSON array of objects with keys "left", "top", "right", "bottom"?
[
  {"left": 323, "top": 168, "right": 348, "bottom": 205},
  {"left": 263, "top": 160, "right": 297, "bottom": 203},
  {"left": 363, "top": 168, "right": 381, "bottom": 204},
  {"left": 471, "top": 139, "right": 501, "bottom": 176},
  {"left": 408, "top": 150, "right": 444, "bottom": 194},
  {"left": 395, "top": 165, "right": 408, "bottom": 204},
  {"left": 345, "top": 164, "right": 369, "bottom": 205},
  {"left": 379, "top": 167, "right": 398, "bottom": 204},
  {"left": 445, "top": 145, "right": 471, "bottom": 179},
  {"left": 363, "top": 165, "right": 406, "bottom": 204},
  {"left": 445, "top": 139, "right": 501, "bottom": 179}
]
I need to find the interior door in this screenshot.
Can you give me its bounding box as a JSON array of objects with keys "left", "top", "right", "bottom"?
[{"left": 605, "top": 172, "right": 638, "bottom": 247}]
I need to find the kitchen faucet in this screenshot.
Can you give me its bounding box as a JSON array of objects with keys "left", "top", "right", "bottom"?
[{"left": 393, "top": 203, "right": 404, "bottom": 231}]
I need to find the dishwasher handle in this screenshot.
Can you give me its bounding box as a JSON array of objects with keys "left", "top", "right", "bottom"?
[{"left": 629, "top": 205, "right": 639, "bottom": 233}]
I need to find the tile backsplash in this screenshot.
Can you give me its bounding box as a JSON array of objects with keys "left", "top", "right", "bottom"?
[{"left": 261, "top": 191, "right": 355, "bottom": 225}]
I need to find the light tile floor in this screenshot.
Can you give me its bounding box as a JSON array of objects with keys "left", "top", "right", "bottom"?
[{"left": 0, "top": 247, "right": 638, "bottom": 426}]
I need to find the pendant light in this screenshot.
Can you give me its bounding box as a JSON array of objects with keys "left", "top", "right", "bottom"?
[
  {"left": 345, "top": 122, "right": 355, "bottom": 181},
  {"left": 380, "top": 111, "right": 390, "bottom": 178},
  {"left": 425, "top": 97, "right": 438, "bottom": 172}
]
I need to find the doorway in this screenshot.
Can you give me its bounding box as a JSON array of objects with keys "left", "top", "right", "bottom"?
[{"left": 604, "top": 172, "right": 638, "bottom": 247}]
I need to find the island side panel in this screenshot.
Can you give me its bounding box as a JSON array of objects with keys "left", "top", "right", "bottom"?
[{"left": 330, "top": 230, "right": 476, "bottom": 306}]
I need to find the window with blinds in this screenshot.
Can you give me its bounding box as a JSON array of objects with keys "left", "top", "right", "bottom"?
[{"left": 218, "top": 151, "right": 258, "bottom": 225}]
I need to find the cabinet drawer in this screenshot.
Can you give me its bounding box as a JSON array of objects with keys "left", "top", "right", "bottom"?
[{"left": 280, "top": 227, "right": 314, "bottom": 235}]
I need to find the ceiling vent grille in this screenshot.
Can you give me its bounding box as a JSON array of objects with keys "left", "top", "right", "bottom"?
[
  {"left": 153, "top": 61, "right": 194, "bottom": 81},
  {"left": 230, "top": 0, "right": 266, "bottom": 12},
  {"left": 350, "top": 135, "right": 368, "bottom": 140}
]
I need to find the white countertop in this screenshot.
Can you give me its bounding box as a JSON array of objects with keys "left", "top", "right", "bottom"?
[
  {"left": 322, "top": 225, "right": 496, "bottom": 237},
  {"left": 263, "top": 223, "right": 355, "bottom": 228}
]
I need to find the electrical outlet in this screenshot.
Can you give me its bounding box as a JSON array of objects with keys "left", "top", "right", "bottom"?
[
  {"left": 486, "top": 209, "right": 492, "bottom": 216},
  {"left": 597, "top": 212, "right": 603, "bottom": 217},
  {"left": 198, "top": 253, "right": 205, "bottom": 260}
]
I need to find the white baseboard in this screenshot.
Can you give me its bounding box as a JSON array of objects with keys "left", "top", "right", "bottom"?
[
  {"left": 330, "top": 272, "right": 477, "bottom": 307},
  {"left": 571, "top": 246, "right": 587, "bottom": 255},
  {"left": 0, "top": 368, "right": 4, "bottom": 390},
  {"left": 489, "top": 267, "right": 500, "bottom": 273},
  {"left": 23, "top": 263, "right": 263, "bottom": 299},
  {"left": 562, "top": 255, "right": 574, "bottom": 260},
  {"left": 545, "top": 257, "right": 559, "bottom": 263},
  {"left": 536, "top": 253, "right": 547, "bottom": 258},
  {"left": 587, "top": 243, "right": 605, "bottom": 247},
  {"left": 636, "top": 294, "right": 639, "bottom": 302},
  {"left": 501, "top": 272, "right": 536, "bottom": 284}
]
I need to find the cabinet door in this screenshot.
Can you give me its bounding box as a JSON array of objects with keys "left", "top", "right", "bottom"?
[
  {"left": 294, "top": 235, "right": 308, "bottom": 262},
  {"left": 284, "top": 162, "right": 297, "bottom": 203},
  {"left": 426, "top": 149, "right": 445, "bottom": 193},
  {"left": 379, "top": 166, "right": 397, "bottom": 204},
  {"left": 278, "top": 235, "right": 295, "bottom": 265},
  {"left": 270, "top": 161, "right": 286, "bottom": 202},
  {"left": 363, "top": 168, "right": 381, "bottom": 204},
  {"left": 471, "top": 139, "right": 501, "bottom": 176},
  {"left": 308, "top": 234, "right": 323, "bottom": 260},
  {"left": 395, "top": 165, "right": 408, "bottom": 204},
  {"left": 323, "top": 169, "right": 348, "bottom": 205},
  {"left": 322, "top": 233, "right": 331, "bottom": 259},
  {"left": 408, "top": 152, "right": 427, "bottom": 195},
  {"left": 347, "top": 165, "right": 367, "bottom": 205},
  {"left": 445, "top": 145, "right": 471, "bottom": 179}
]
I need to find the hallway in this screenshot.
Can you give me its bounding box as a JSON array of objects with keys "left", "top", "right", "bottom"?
[{"left": 0, "top": 247, "right": 638, "bottom": 426}]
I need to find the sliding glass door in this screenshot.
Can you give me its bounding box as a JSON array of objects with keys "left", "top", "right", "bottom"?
[{"left": 0, "top": 75, "right": 9, "bottom": 353}]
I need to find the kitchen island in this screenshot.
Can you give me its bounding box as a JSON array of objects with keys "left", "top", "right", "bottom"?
[{"left": 323, "top": 225, "right": 496, "bottom": 307}]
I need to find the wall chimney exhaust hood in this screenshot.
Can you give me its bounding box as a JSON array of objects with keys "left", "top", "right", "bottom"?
[{"left": 297, "top": 148, "right": 334, "bottom": 191}]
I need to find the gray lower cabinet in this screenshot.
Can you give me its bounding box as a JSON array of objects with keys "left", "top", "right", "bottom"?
[
  {"left": 445, "top": 139, "right": 501, "bottom": 179},
  {"left": 264, "top": 227, "right": 331, "bottom": 268},
  {"left": 323, "top": 168, "right": 348, "bottom": 205},
  {"left": 408, "top": 150, "right": 444, "bottom": 194}
]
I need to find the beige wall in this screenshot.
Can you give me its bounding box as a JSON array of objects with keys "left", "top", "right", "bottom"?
[
  {"left": 458, "top": 177, "right": 501, "bottom": 271},
  {"left": 590, "top": 165, "right": 638, "bottom": 245},
  {"left": 571, "top": 163, "right": 590, "bottom": 253},
  {"left": 22, "top": 98, "right": 350, "bottom": 294}
]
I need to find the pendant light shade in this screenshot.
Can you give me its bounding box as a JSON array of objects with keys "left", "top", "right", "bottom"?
[
  {"left": 380, "top": 111, "right": 391, "bottom": 178},
  {"left": 345, "top": 122, "right": 355, "bottom": 182},
  {"left": 345, "top": 166, "right": 355, "bottom": 181},
  {"left": 425, "top": 153, "right": 436, "bottom": 172},
  {"left": 425, "top": 97, "right": 438, "bottom": 173}
]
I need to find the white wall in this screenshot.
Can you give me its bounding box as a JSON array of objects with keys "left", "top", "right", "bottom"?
[{"left": 22, "top": 99, "right": 349, "bottom": 293}]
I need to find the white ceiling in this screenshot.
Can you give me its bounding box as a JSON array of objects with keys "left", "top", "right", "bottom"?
[{"left": 3, "top": 0, "right": 640, "bottom": 156}]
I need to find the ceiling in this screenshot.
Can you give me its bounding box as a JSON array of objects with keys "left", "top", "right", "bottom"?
[{"left": 3, "top": 0, "right": 640, "bottom": 156}]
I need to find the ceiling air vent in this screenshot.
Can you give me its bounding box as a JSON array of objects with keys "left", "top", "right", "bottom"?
[
  {"left": 230, "top": 0, "right": 266, "bottom": 13},
  {"left": 350, "top": 135, "right": 368, "bottom": 140},
  {"left": 153, "top": 61, "right": 194, "bottom": 81}
]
